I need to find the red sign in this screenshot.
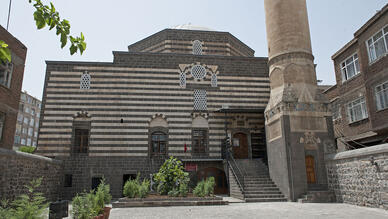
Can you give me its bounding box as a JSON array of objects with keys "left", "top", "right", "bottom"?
[{"left": 185, "top": 163, "right": 197, "bottom": 172}]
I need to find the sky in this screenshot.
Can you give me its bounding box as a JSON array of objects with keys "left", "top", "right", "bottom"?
[{"left": 0, "top": 0, "right": 387, "bottom": 99}]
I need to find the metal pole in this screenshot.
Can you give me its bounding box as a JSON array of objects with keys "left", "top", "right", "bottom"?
[{"left": 6, "top": 0, "right": 12, "bottom": 30}]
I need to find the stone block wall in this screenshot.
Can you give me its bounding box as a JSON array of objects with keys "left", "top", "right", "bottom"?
[
  {"left": 325, "top": 144, "right": 388, "bottom": 209},
  {"left": 0, "top": 148, "right": 63, "bottom": 202}
]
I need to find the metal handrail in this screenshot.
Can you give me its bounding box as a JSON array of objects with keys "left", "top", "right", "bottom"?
[{"left": 228, "top": 155, "right": 245, "bottom": 192}]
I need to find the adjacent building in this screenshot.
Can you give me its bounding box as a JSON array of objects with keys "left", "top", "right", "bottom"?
[
  {"left": 36, "top": 26, "right": 271, "bottom": 198},
  {"left": 13, "top": 91, "right": 41, "bottom": 150},
  {"left": 324, "top": 3, "right": 388, "bottom": 151},
  {"left": 0, "top": 25, "right": 27, "bottom": 150}
]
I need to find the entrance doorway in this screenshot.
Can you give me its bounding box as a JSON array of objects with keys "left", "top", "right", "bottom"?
[
  {"left": 232, "top": 132, "right": 249, "bottom": 159},
  {"left": 197, "top": 167, "right": 228, "bottom": 194},
  {"left": 305, "top": 155, "right": 316, "bottom": 184},
  {"left": 251, "top": 131, "right": 267, "bottom": 164}
]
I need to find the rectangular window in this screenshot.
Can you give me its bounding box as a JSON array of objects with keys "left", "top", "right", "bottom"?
[
  {"left": 28, "top": 128, "right": 33, "bottom": 136},
  {"left": 21, "top": 138, "right": 26, "bottom": 145},
  {"left": 23, "top": 117, "right": 28, "bottom": 124},
  {"left": 17, "top": 114, "right": 23, "bottom": 122},
  {"left": 151, "top": 132, "right": 167, "bottom": 155},
  {"left": 30, "top": 118, "right": 35, "bottom": 126},
  {"left": 347, "top": 97, "right": 368, "bottom": 123},
  {"left": 0, "top": 62, "right": 13, "bottom": 88},
  {"left": 15, "top": 124, "right": 21, "bottom": 134},
  {"left": 367, "top": 25, "right": 388, "bottom": 63},
  {"left": 34, "top": 131, "right": 38, "bottom": 138},
  {"left": 27, "top": 138, "right": 31, "bottom": 146},
  {"left": 192, "top": 129, "right": 207, "bottom": 154},
  {"left": 35, "top": 121, "right": 39, "bottom": 128},
  {"left": 14, "top": 136, "right": 20, "bottom": 144},
  {"left": 376, "top": 81, "right": 388, "bottom": 111},
  {"left": 31, "top": 109, "right": 35, "bottom": 116},
  {"left": 32, "top": 141, "right": 37, "bottom": 147},
  {"left": 36, "top": 112, "right": 40, "bottom": 118},
  {"left": 0, "top": 113, "right": 5, "bottom": 142},
  {"left": 22, "top": 127, "right": 27, "bottom": 134},
  {"left": 25, "top": 107, "right": 30, "bottom": 114},
  {"left": 64, "top": 174, "right": 73, "bottom": 187},
  {"left": 341, "top": 53, "right": 360, "bottom": 82},
  {"left": 74, "top": 128, "right": 89, "bottom": 153}
]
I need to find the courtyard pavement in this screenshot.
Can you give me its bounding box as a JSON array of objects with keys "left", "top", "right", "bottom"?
[{"left": 109, "top": 202, "right": 388, "bottom": 219}]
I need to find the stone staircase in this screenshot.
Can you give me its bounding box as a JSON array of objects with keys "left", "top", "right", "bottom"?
[{"left": 229, "top": 159, "right": 287, "bottom": 202}]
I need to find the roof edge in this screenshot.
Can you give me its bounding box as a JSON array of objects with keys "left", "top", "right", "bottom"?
[{"left": 354, "top": 3, "right": 388, "bottom": 38}]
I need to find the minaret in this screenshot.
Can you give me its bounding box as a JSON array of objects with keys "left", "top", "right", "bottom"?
[{"left": 264, "top": 0, "right": 334, "bottom": 201}]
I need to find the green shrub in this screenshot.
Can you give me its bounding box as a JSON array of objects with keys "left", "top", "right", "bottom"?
[
  {"left": 179, "top": 182, "right": 188, "bottom": 197},
  {"left": 0, "top": 178, "right": 49, "bottom": 219},
  {"left": 204, "top": 177, "right": 215, "bottom": 196},
  {"left": 123, "top": 174, "right": 150, "bottom": 198},
  {"left": 19, "top": 146, "right": 36, "bottom": 153},
  {"left": 94, "top": 178, "right": 111, "bottom": 214},
  {"left": 72, "top": 178, "right": 112, "bottom": 219},
  {"left": 138, "top": 179, "right": 150, "bottom": 198},
  {"left": 153, "top": 156, "right": 189, "bottom": 195},
  {"left": 193, "top": 180, "right": 206, "bottom": 197},
  {"left": 123, "top": 179, "right": 139, "bottom": 198},
  {"left": 193, "top": 177, "right": 215, "bottom": 197},
  {"left": 72, "top": 192, "right": 98, "bottom": 219},
  {"left": 167, "top": 188, "right": 180, "bottom": 197}
]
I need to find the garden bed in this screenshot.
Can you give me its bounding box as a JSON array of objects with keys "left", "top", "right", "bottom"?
[{"left": 112, "top": 194, "right": 228, "bottom": 208}]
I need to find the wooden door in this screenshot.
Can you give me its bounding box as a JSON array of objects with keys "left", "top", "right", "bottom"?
[
  {"left": 232, "top": 133, "right": 249, "bottom": 159},
  {"left": 305, "top": 155, "right": 316, "bottom": 184}
]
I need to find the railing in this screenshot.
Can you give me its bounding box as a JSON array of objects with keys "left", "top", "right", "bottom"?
[{"left": 228, "top": 154, "right": 245, "bottom": 193}]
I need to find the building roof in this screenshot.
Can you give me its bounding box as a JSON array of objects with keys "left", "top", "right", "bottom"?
[
  {"left": 332, "top": 3, "right": 388, "bottom": 60},
  {"left": 170, "top": 24, "right": 215, "bottom": 31}
]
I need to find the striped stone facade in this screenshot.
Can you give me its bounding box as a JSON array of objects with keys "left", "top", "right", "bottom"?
[{"left": 36, "top": 28, "right": 270, "bottom": 198}]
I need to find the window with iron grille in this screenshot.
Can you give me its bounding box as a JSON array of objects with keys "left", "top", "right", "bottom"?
[
  {"left": 151, "top": 131, "right": 167, "bottom": 155},
  {"left": 80, "top": 72, "right": 91, "bottom": 90},
  {"left": 192, "top": 40, "right": 203, "bottom": 55},
  {"left": 194, "top": 90, "right": 207, "bottom": 111},
  {"left": 192, "top": 129, "right": 207, "bottom": 154}
]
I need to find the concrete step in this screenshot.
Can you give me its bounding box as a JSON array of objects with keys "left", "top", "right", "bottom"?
[
  {"left": 244, "top": 194, "right": 285, "bottom": 198},
  {"left": 245, "top": 198, "right": 287, "bottom": 202},
  {"left": 243, "top": 191, "right": 282, "bottom": 195}
]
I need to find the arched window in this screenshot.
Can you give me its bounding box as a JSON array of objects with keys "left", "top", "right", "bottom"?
[
  {"left": 151, "top": 132, "right": 167, "bottom": 154},
  {"left": 192, "top": 40, "right": 203, "bottom": 55},
  {"left": 80, "top": 71, "right": 91, "bottom": 90}
]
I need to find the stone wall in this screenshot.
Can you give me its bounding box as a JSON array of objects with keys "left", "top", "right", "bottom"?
[
  {"left": 325, "top": 144, "right": 388, "bottom": 209},
  {"left": 0, "top": 148, "right": 63, "bottom": 202}
]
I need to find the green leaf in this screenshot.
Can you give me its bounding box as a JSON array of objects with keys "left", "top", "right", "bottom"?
[
  {"left": 70, "top": 45, "right": 77, "bottom": 55},
  {"left": 81, "top": 32, "right": 85, "bottom": 41},
  {"left": 33, "top": 11, "right": 46, "bottom": 29},
  {"left": 50, "top": 2, "right": 55, "bottom": 13},
  {"left": 0, "top": 47, "right": 11, "bottom": 63},
  {"left": 60, "top": 33, "right": 67, "bottom": 48}
]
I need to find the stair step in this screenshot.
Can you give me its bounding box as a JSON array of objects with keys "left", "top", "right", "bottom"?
[
  {"left": 244, "top": 194, "right": 285, "bottom": 198},
  {"left": 245, "top": 198, "right": 287, "bottom": 202},
  {"left": 243, "top": 191, "right": 281, "bottom": 195}
]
